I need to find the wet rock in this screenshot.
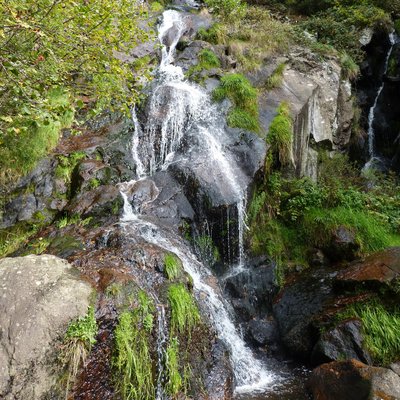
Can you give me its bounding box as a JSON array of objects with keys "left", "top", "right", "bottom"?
[
  {"left": 336, "top": 247, "right": 400, "bottom": 290},
  {"left": 311, "top": 319, "right": 372, "bottom": 366},
  {"left": 323, "top": 225, "right": 359, "bottom": 262},
  {"left": 203, "top": 339, "right": 234, "bottom": 400},
  {"left": 247, "top": 318, "right": 279, "bottom": 347},
  {"left": 0, "top": 255, "right": 93, "bottom": 400},
  {"left": 66, "top": 185, "right": 123, "bottom": 220},
  {"left": 309, "top": 359, "right": 400, "bottom": 400}
]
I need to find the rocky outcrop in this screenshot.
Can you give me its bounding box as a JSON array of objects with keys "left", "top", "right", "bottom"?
[
  {"left": 0, "top": 255, "right": 93, "bottom": 400},
  {"left": 309, "top": 359, "right": 400, "bottom": 400},
  {"left": 259, "top": 49, "right": 354, "bottom": 180}
]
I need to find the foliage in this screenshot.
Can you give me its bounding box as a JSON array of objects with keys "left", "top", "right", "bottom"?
[
  {"left": 164, "top": 253, "right": 182, "bottom": 281},
  {"left": 299, "top": 4, "right": 392, "bottom": 61},
  {"left": 193, "top": 235, "right": 220, "bottom": 265},
  {"left": 168, "top": 284, "right": 200, "bottom": 335},
  {"left": 165, "top": 337, "right": 183, "bottom": 396},
  {"left": 265, "top": 62, "right": 286, "bottom": 90},
  {"left": 339, "top": 301, "right": 400, "bottom": 365},
  {"left": 340, "top": 52, "right": 360, "bottom": 80},
  {"left": 213, "top": 73, "right": 259, "bottom": 132},
  {"left": 247, "top": 154, "right": 400, "bottom": 285},
  {"left": 150, "top": 1, "right": 164, "bottom": 12},
  {"left": 187, "top": 49, "right": 221, "bottom": 81},
  {"left": 63, "top": 306, "right": 98, "bottom": 397},
  {"left": 198, "top": 7, "right": 292, "bottom": 71},
  {"left": 395, "top": 19, "right": 400, "bottom": 34},
  {"left": 266, "top": 102, "right": 293, "bottom": 165},
  {"left": 55, "top": 151, "right": 86, "bottom": 185},
  {"left": 203, "top": 0, "right": 247, "bottom": 21},
  {"left": 114, "top": 310, "right": 154, "bottom": 400},
  {"left": 0, "top": 0, "right": 151, "bottom": 187},
  {"left": 56, "top": 213, "right": 92, "bottom": 229}
]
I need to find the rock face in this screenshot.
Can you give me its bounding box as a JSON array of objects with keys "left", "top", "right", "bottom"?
[
  {"left": 259, "top": 50, "right": 354, "bottom": 180},
  {"left": 0, "top": 255, "right": 93, "bottom": 400},
  {"left": 309, "top": 359, "right": 400, "bottom": 400}
]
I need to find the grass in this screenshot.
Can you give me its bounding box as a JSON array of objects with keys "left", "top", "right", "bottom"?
[
  {"left": 55, "top": 151, "right": 86, "bottom": 185},
  {"left": 198, "top": 6, "right": 292, "bottom": 71},
  {"left": 339, "top": 302, "right": 400, "bottom": 365},
  {"left": 0, "top": 88, "right": 74, "bottom": 189},
  {"left": 168, "top": 283, "right": 200, "bottom": 335},
  {"left": 267, "top": 102, "right": 293, "bottom": 165},
  {"left": 265, "top": 62, "right": 286, "bottom": 90},
  {"left": 165, "top": 337, "right": 183, "bottom": 396},
  {"left": 114, "top": 310, "right": 155, "bottom": 400},
  {"left": 63, "top": 306, "right": 98, "bottom": 399},
  {"left": 164, "top": 253, "right": 182, "bottom": 281},
  {"left": 213, "top": 73, "right": 259, "bottom": 132},
  {"left": 56, "top": 213, "right": 92, "bottom": 229},
  {"left": 187, "top": 49, "right": 221, "bottom": 82}
]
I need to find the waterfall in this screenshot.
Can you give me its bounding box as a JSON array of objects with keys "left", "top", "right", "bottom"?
[
  {"left": 119, "top": 9, "right": 276, "bottom": 394},
  {"left": 365, "top": 32, "right": 396, "bottom": 167}
]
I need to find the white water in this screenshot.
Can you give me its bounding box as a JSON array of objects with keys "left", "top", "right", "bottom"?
[
  {"left": 366, "top": 32, "right": 396, "bottom": 165},
  {"left": 119, "top": 9, "right": 275, "bottom": 394}
]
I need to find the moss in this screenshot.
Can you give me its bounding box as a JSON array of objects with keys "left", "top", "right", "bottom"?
[{"left": 213, "top": 73, "right": 259, "bottom": 132}]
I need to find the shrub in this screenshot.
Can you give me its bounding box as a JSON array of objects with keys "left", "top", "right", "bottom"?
[{"left": 203, "top": 0, "right": 247, "bottom": 21}]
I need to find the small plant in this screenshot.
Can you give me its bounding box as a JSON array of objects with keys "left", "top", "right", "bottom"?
[
  {"left": 164, "top": 253, "right": 181, "bottom": 280},
  {"left": 204, "top": 0, "right": 247, "bottom": 21},
  {"left": 267, "top": 102, "right": 293, "bottom": 165},
  {"left": 63, "top": 306, "right": 98, "bottom": 398},
  {"left": 150, "top": 1, "right": 163, "bottom": 12},
  {"left": 213, "top": 73, "right": 259, "bottom": 132},
  {"left": 339, "top": 302, "right": 400, "bottom": 365},
  {"left": 114, "top": 310, "right": 154, "bottom": 400},
  {"left": 165, "top": 337, "right": 183, "bottom": 396},
  {"left": 265, "top": 62, "right": 286, "bottom": 90},
  {"left": 55, "top": 151, "right": 86, "bottom": 185},
  {"left": 168, "top": 283, "right": 200, "bottom": 335},
  {"left": 340, "top": 52, "right": 359, "bottom": 80}
]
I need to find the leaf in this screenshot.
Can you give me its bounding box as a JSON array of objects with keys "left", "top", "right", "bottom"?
[{"left": 0, "top": 116, "right": 13, "bottom": 123}]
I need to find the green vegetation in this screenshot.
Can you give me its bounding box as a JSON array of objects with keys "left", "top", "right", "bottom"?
[
  {"left": 63, "top": 306, "right": 98, "bottom": 397},
  {"left": 165, "top": 337, "right": 183, "bottom": 396},
  {"left": 114, "top": 310, "right": 154, "bottom": 400},
  {"left": 204, "top": 0, "right": 247, "bottom": 21},
  {"left": 339, "top": 301, "right": 400, "bottom": 365},
  {"left": 56, "top": 214, "right": 92, "bottom": 229},
  {"left": 0, "top": 0, "right": 151, "bottom": 188},
  {"left": 113, "top": 292, "right": 155, "bottom": 400},
  {"left": 265, "top": 63, "right": 286, "bottom": 90},
  {"left": 198, "top": 6, "right": 292, "bottom": 71},
  {"left": 266, "top": 102, "right": 293, "bottom": 166},
  {"left": 395, "top": 19, "right": 400, "bottom": 34},
  {"left": 213, "top": 73, "right": 259, "bottom": 132},
  {"left": 168, "top": 283, "right": 200, "bottom": 335},
  {"left": 187, "top": 49, "right": 221, "bottom": 81},
  {"left": 194, "top": 235, "right": 220, "bottom": 265},
  {"left": 247, "top": 154, "right": 400, "bottom": 285},
  {"left": 55, "top": 151, "right": 86, "bottom": 186},
  {"left": 150, "top": 1, "right": 164, "bottom": 12},
  {"left": 164, "top": 253, "right": 182, "bottom": 280}
]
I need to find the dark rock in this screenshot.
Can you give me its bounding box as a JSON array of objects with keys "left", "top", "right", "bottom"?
[
  {"left": 323, "top": 225, "right": 359, "bottom": 262},
  {"left": 309, "top": 360, "right": 400, "bottom": 400},
  {"left": 311, "top": 319, "right": 372, "bottom": 366},
  {"left": 273, "top": 268, "right": 334, "bottom": 359},
  {"left": 247, "top": 318, "right": 279, "bottom": 347},
  {"left": 66, "top": 185, "right": 122, "bottom": 220},
  {"left": 47, "top": 235, "right": 85, "bottom": 259}
]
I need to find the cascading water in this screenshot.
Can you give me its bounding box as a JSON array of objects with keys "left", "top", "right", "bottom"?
[
  {"left": 155, "top": 303, "right": 168, "bottom": 400},
  {"left": 119, "top": 8, "right": 277, "bottom": 395},
  {"left": 365, "top": 32, "right": 396, "bottom": 168}
]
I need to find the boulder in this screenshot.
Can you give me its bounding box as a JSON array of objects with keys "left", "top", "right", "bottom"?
[
  {"left": 0, "top": 255, "right": 93, "bottom": 399},
  {"left": 311, "top": 319, "right": 372, "bottom": 366},
  {"left": 323, "top": 225, "right": 360, "bottom": 262},
  {"left": 336, "top": 247, "right": 400, "bottom": 290},
  {"left": 309, "top": 359, "right": 400, "bottom": 400}
]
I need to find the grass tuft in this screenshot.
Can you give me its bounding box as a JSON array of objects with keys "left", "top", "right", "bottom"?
[
  {"left": 164, "top": 253, "right": 182, "bottom": 281},
  {"left": 168, "top": 283, "right": 200, "bottom": 335},
  {"left": 165, "top": 337, "right": 183, "bottom": 396}
]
